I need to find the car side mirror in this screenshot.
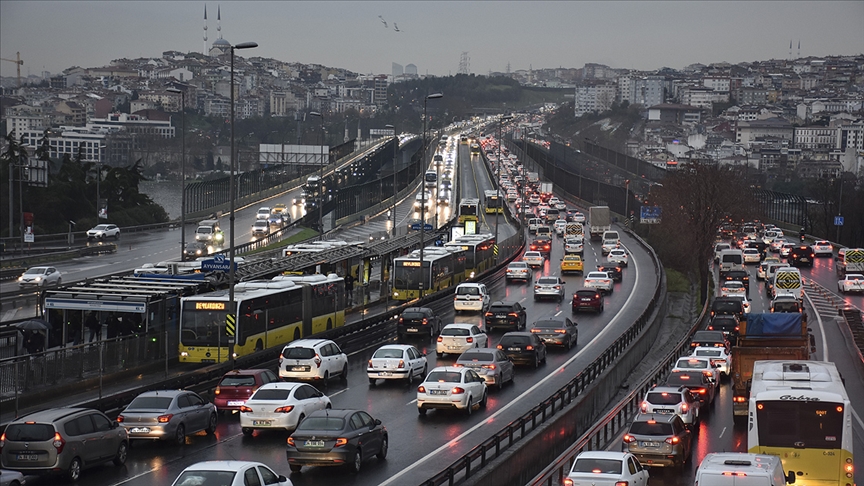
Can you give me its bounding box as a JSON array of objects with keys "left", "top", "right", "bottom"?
[
  {"left": 110, "top": 421, "right": 119, "bottom": 429},
  {"left": 374, "top": 419, "right": 382, "bottom": 426}
]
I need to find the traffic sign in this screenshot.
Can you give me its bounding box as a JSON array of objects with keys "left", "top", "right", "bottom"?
[
  {"left": 411, "top": 222, "right": 434, "bottom": 231},
  {"left": 201, "top": 254, "right": 234, "bottom": 272},
  {"left": 640, "top": 205, "right": 662, "bottom": 224},
  {"left": 834, "top": 216, "right": 844, "bottom": 226},
  {"left": 225, "top": 313, "right": 236, "bottom": 337}
]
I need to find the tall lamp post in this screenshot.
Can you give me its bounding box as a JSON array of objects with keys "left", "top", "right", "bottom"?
[
  {"left": 420, "top": 93, "right": 443, "bottom": 297},
  {"left": 308, "top": 111, "right": 325, "bottom": 239},
  {"left": 228, "top": 41, "right": 257, "bottom": 369},
  {"left": 385, "top": 124, "right": 397, "bottom": 238},
  {"left": 624, "top": 179, "right": 631, "bottom": 227},
  {"left": 494, "top": 115, "right": 513, "bottom": 263},
  {"left": 167, "top": 87, "right": 186, "bottom": 260}
]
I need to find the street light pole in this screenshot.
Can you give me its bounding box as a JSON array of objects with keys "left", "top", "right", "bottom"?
[
  {"left": 228, "top": 41, "right": 257, "bottom": 369},
  {"left": 309, "top": 111, "right": 324, "bottom": 239},
  {"left": 167, "top": 88, "right": 186, "bottom": 260},
  {"left": 385, "top": 124, "right": 397, "bottom": 238},
  {"left": 494, "top": 115, "right": 512, "bottom": 263},
  {"left": 624, "top": 179, "right": 630, "bottom": 227},
  {"left": 420, "top": 93, "right": 443, "bottom": 297}
]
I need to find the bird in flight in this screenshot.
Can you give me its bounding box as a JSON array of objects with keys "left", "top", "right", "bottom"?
[
  {"left": 394, "top": 23, "right": 401, "bottom": 32},
  {"left": 378, "top": 15, "right": 388, "bottom": 28}
]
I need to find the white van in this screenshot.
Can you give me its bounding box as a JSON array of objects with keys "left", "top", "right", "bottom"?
[
  {"left": 771, "top": 267, "right": 803, "bottom": 300},
  {"left": 602, "top": 230, "right": 620, "bottom": 242},
  {"left": 720, "top": 249, "right": 745, "bottom": 273},
  {"left": 695, "top": 453, "right": 795, "bottom": 486},
  {"left": 714, "top": 243, "right": 731, "bottom": 262}
]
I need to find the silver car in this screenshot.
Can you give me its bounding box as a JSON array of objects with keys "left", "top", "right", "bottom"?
[
  {"left": 118, "top": 390, "right": 217, "bottom": 445},
  {"left": 455, "top": 348, "right": 515, "bottom": 391},
  {"left": 534, "top": 276, "right": 566, "bottom": 302}
]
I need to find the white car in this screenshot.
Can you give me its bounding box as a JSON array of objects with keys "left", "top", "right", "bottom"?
[
  {"left": 528, "top": 195, "right": 540, "bottom": 205},
  {"left": 780, "top": 242, "right": 796, "bottom": 257},
  {"left": 0, "top": 469, "right": 25, "bottom": 486},
  {"left": 564, "top": 451, "right": 648, "bottom": 486},
  {"left": 528, "top": 218, "right": 542, "bottom": 233},
  {"left": 556, "top": 202, "right": 567, "bottom": 211},
  {"left": 417, "top": 366, "right": 488, "bottom": 416},
  {"left": 571, "top": 212, "right": 586, "bottom": 223},
  {"left": 17, "top": 266, "right": 62, "bottom": 289},
  {"left": 838, "top": 274, "right": 864, "bottom": 294},
  {"left": 728, "top": 295, "right": 752, "bottom": 314},
  {"left": 436, "top": 323, "right": 488, "bottom": 357},
  {"left": 171, "top": 461, "right": 293, "bottom": 486},
  {"left": 770, "top": 238, "right": 787, "bottom": 252},
  {"left": 607, "top": 248, "right": 629, "bottom": 266},
  {"left": 720, "top": 280, "right": 747, "bottom": 298},
  {"left": 239, "top": 382, "right": 331, "bottom": 434},
  {"left": 506, "top": 261, "right": 532, "bottom": 282},
  {"left": 584, "top": 271, "right": 614, "bottom": 295},
  {"left": 813, "top": 240, "right": 834, "bottom": 257},
  {"left": 692, "top": 346, "right": 731, "bottom": 376},
  {"left": 256, "top": 207, "right": 271, "bottom": 220},
  {"left": 553, "top": 219, "right": 567, "bottom": 236},
  {"left": 522, "top": 251, "right": 545, "bottom": 268},
  {"left": 713, "top": 243, "right": 731, "bottom": 262},
  {"left": 601, "top": 239, "right": 619, "bottom": 255},
  {"left": 87, "top": 223, "right": 120, "bottom": 240},
  {"left": 564, "top": 236, "right": 583, "bottom": 254},
  {"left": 672, "top": 356, "right": 720, "bottom": 387},
  {"left": 278, "top": 339, "right": 348, "bottom": 384},
  {"left": 639, "top": 385, "right": 700, "bottom": 430},
  {"left": 453, "top": 283, "right": 490, "bottom": 313},
  {"left": 548, "top": 197, "right": 560, "bottom": 206},
  {"left": 742, "top": 248, "right": 761, "bottom": 264},
  {"left": 367, "top": 344, "right": 428, "bottom": 385}
]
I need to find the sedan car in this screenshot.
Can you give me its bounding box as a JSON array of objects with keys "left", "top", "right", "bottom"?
[
  {"left": 600, "top": 239, "right": 619, "bottom": 255},
  {"left": 528, "top": 195, "right": 541, "bottom": 205},
  {"left": 692, "top": 346, "right": 731, "bottom": 377},
  {"left": 368, "top": 344, "right": 428, "bottom": 385},
  {"left": 607, "top": 248, "right": 629, "bottom": 266},
  {"left": 584, "top": 271, "right": 614, "bottom": 294},
  {"left": 534, "top": 276, "right": 566, "bottom": 302},
  {"left": 506, "top": 261, "right": 532, "bottom": 282},
  {"left": 213, "top": 369, "right": 279, "bottom": 413},
  {"left": 436, "top": 324, "right": 488, "bottom": 357},
  {"left": 455, "top": 348, "right": 515, "bottom": 390},
  {"left": 239, "top": 382, "right": 331, "bottom": 435},
  {"left": 497, "top": 332, "right": 547, "bottom": 368},
  {"left": 563, "top": 451, "right": 648, "bottom": 486},
  {"left": 742, "top": 248, "right": 761, "bottom": 264},
  {"left": 17, "top": 266, "right": 61, "bottom": 289},
  {"left": 285, "top": 409, "right": 387, "bottom": 473},
  {"left": 171, "top": 461, "right": 293, "bottom": 486},
  {"left": 530, "top": 317, "right": 578, "bottom": 350},
  {"left": 813, "top": 240, "right": 834, "bottom": 257},
  {"left": 530, "top": 237, "right": 552, "bottom": 256},
  {"left": 838, "top": 274, "right": 864, "bottom": 294},
  {"left": 719, "top": 280, "right": 747, "bottom": 298},
  {"left": 522, "top": 251, "right": 545, "bottom": 268},
  {"left": 572, "top": 288, "right": 604, "bottom": 314},
  {"left": 417, "top": 366, "right": 488, "bottom": 415},
  {"left": 564, "top": 236, "right": 583, "bottom": 255},
  {"left": 560, "top": 255, "right": 584, "bottom": 275},
  {"left": 87, "top": 223, "right": 120, "bottom": 240},
  {"left": 665, "top": 370, "right": 716, "bottom": 406},
  {"left": 118, "top": 390, "right": 217, "bottom": 444}
]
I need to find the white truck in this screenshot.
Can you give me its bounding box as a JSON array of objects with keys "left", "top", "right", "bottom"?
[
  {"left": 195, "top": 219, "right": 223, "bottom": 244},
  {"left": 588, "top": 206, "right": 611, "bottom": 241},
  {"left": 539, "top": 182, "right": 553, "bottom": 198}
]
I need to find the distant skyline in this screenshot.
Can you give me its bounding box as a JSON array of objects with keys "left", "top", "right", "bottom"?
[{"left": 2, "top": 1, "right": 863, "bottom": 79}]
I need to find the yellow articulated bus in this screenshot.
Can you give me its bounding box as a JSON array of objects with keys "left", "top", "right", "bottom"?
[
  {"left": 392, "top": 247, "right": 466, "bottom": 301},
  {"left": 445, "top": 233, "right": 496, "bottom": 280},
  {"left": 484, "top": 190, "right": 504, "bottom": 214},
  {"left": 458, "top": 198, "right": 480, "bottom": 224},
  {"left": 179, "top": 273, "right": 345, "bottom": 363},
  {"left": 748, "top": 360, "right": 854, "bottom": 485}
]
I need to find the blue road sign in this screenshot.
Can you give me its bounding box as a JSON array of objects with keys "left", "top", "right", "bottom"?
[
  {"left": 201, "top": 254, "right": 234, "bottom": 272},
  {"left": 640, "top": 205, "right": 662, "bottom": 224},
  {"left": 411, "top": 223, "right": 434, "bottom": 231},
  {"left": 834, "top": 216, "right": 844, "bottom": 226}
]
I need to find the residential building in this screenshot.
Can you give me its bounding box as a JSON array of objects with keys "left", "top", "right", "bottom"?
[
  {"left": 574, "top": 83, "right": 616, "bottom": 116},
  {"left": 794, "top": 126, "right": 836, "bottom": 150},
  {"left": 736, "top": 118, "right": 794, "bottom": 149}
]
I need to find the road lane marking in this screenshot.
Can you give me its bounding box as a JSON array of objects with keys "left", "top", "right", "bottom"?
[
  {"left": 407, "top": 398, "right": 418, "bottom": 406},
  {"left": 379, "top": 243, "right": 642, "bottom": 486},
  {"left": 329, "top": 388, "right": 348, "bottom": 397},
  {"left": 718, "top": 426, "right": 727, "bottom": 439},
  {"left": 554, "top": 310, "right": 562, "bottom": 317}
]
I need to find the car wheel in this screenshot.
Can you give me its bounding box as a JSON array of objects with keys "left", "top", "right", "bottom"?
[
  {"left": 115, "top": 233, "right": 120, "bottom": 240},
  {"left": 289, "top": 464, "right": 302, "bottom": 473},
  {"left": 565, "top": 336, "right": 572, "bottom": 350},
  {"left": 174, "top": 424, "right": 186, "bottom": 446},
  {"left": 340, "top": 364, "right": 348, "bottom": 384},
  {"left": 406, "top": 369, "right": 414, "bottom": 385},
  {"left": 418, "top": 407, "right": 427, "bottom": 415},
  {"left": 377, "top": 435, "right": 388, "bottom": 460},
  {"left": 497, "top": 378, "right": 504, "bottom": 391},
  {"left": 349, "top": 448, "right": 362, "bottom": 473},
  {"left": 541, "top": 351, "right": 547, "bottom": 364},
  {"left": 67, "top": 457, "right": 82, "bottom": 481},
  {"left": 369, "top": 377, "right": 376, "bottom": 386},
  {"left": 532, "top": 355, "right": 539, "bottom": 369},
  {"left": 56, "top": 277, "right": 62, "bottom": 287},
  {"left": 437, "top": 351, "right": 444, "bottom": 358},
  {"left": 113, "top": 441, "right": 128, "bottom": 466},
  {"left": 242, "top": 427, "right": 253, "bottom": 436},
  {"left": 479, "top": 391, "right": 488, "bottom": 409},
  {"left": 206, "top": 413, "right": 217, "bottom": 434},
  {"left": 465, "top": 397, "right": 473, "bottom": 416},
  {"left": 422, "top": 364, "right": 427, "bottom": 377}
]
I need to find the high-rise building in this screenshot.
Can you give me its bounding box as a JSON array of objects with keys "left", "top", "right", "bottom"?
[{"left": 392, "top": 63, "right": 403, "bottom": 77}]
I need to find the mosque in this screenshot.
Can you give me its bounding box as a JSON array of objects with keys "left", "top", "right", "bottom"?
[{"left": 204, "top": 5, "right": 231, "bottom": 58}]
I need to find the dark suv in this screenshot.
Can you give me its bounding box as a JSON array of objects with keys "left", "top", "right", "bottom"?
[
  {"left": 484, "top": 301, "right": 527, "bottom": 332},
  {"left": 710, "top": 297, "right": 745, "bottom": 321},
  {"left": 0, "top": 407, "right": 129, "bottom": 481},
  {"left": 497, "top": 332, "right": 547, "bottom": 368},
  {"left": 623, "top": 413, "right": 692, "bottom": 469},
  {"left": 597, "top": 264, "right": 622, "bottom": 282},
  {"left": 572, "top": 288, "right": 604, "bottom": 313},
  {"left": 789, "top": 245, "right": 814, "bottom": 267},
  {"left": 720, "top": 269, "right": 750, "bottom": 294},
  {"left": 690, "top": 330, "right": 729, "bottom": 351},
  {"left": 665, "top": 370, "right": 716, "bottom": 406},
  {"left": 707, "top": 315, "right": 740, "bottom": 345},
  {"left": 397, "top": 307, "right": 442, "bottom": 340}
]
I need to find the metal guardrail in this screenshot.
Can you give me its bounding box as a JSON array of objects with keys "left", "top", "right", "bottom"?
[
  {"left": 529, "top": 280, "right": 711, "bottom": 486},
  {"left": 1, "top": 222, "right": 176, "bottom": 256}
]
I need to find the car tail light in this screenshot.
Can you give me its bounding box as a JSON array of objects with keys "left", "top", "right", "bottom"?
[
  {"left": 368, "top": 360, "right": 373, "bottom": 368},
  {"left": 0, "top": 432, "right": 5, "bottom": 452},
  {"left": 554, "top": 286, "right": 560, "bottom": 290},
  {"left": 437, "top": 335, "right": 444, "bottom": 343},
  {"left": 564, "top": 480, "right": 574, "bottom": 486},
  {"left": 287, "top": 437, "right": 295, "bottom": 446},
  {"left": 398, "top": 360, "right": 405, "bottom": 369},
  {"left": 640, "top": 401, "right": 648, "bottom": 412},
  {"left": 158, "top": 414, "right": 174, "bottom": 423},
  {"left": 697, "top": 388, "right": 707, "bottom": 394},
  {"left": 555, "top": 329, "right": 567, "bottom": 334},
  {"left": 681, "top": 403, "right": 689, "bottom": 412},
  {"left": 314, "top": 354, "right": 322, "bottom": 368},
  {"left": 53, "top": 432, "right": 65, "bottom": 453},
  {"left": 466, "top": 337, "right": 474, "bottom": 343},
  {"left": 279, "top": 353, "right": 284, "bottom": 364},
  {"left": 274, "top": 406, "right": 294, "bottom": 413},
  {"left": 334, "top": 438, "right": 348, "bottom": 447},
  {"left": 398, "top": 318, "right": 404, "bottom": 324},
  {"left": 534, "top": 285, "right": 541, "bottom": 290},
  {"left": 239, "top": 406, "right": 253, "bottom": 413},
  {"left": 526, "top": 345, "right": 534, "bottom": 350},
  {"left": 733, "top": 395, "right": 747, "bottom": 403},
  {"left": 508, "top": 312, "right": 519, "bottom": 317},
  {"left": 623, "top": 434, "right": 636, "bottom": 443},
  {"left": 422, "top": 318, "right": 428, "bottom": 325},
  {"left": 485, "top": 312, "right": 493, "bottom": 317},
  {"left": 735, "top": 326, "right": 740, "bottom": 331},
  {"left": 666, "top": 436, "right": 680, "bottom": 444},
  {"left": 452, "top": 363, "right": 464, "bottom": 368},
  {"left": 117, "top": 415, "right": 125, "bottom": 423},
  {"left": 496, "top": 344, "right": 503, "bottom": 350},
  {"left": 451, "top": 387, "right": 465, "bottom": 394},
  {"left": 417, "top": 385, "right": 426, "bottom": 393}
]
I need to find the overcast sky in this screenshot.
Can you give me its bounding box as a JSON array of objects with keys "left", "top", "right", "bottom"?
[{"left": 2, "top": 1, "right": 863, "bottom": 78}]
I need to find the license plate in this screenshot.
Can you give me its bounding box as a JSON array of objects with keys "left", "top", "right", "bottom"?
[
  {"left": 581, "top": 298, "right": 591, "bottom": 301},
  {"left": 430, "top": 390, "right": 447, "bottom": 395},
  {"left": 252, "top": 420, "right": 272, "bottom": 426},
  {"left": 227, "top": 401, "right": 245, "bottom": 406},
  {"left": 655, "top": 409, "right": 674, "bottom": 413},
  {"left": 447, "top": 345, "right": 461, "bottom": 350},
  {"left": 292, "top": 366, "right": 307, "bottom": 371},
  {"left": 641, "top": 441, "right": 661, "bottom": 447},
  {"left": 801, "top": 258, "right": 809, "bottom": 262},
  {"left": 407, "top": 328, "right": 419, "bottom": 333},
  {"left": 378, "top": 372, "right": 392, "bottom": 376},
  {"left": 16, "top": 454, "right": 38, "bottom": 461},
  {"left": 130, "top": 427, "right": 151, "bottom": 433},
  {"left": 508, "top": 347, "right": 520, "bottom": 351},
  {"left": 304, "top": 440, "right": 325, "bottom": 447},
  {"left": 496, "top": 314, "right": 507, "bottom": 318}
]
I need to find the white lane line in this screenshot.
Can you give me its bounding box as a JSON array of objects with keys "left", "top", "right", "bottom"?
[
  {"left": 718, "top": 426, "right": 727, "bottom": 439},
  {"left": 803, "top": 286, "right": 828, "bottom": 360},
  {"left": 853, "top": 407, "right": 864, "bottom": 434},
  {"left": 329, "top": 388, "right": 348, "bottom": 397},
  {"left": 554, "top": 310, "right": 562, "bottom": 317},
  {"left": 406, "top": 398, "right": 418, "bottom": 406},
  {"left": 378, "top": 245, "right": 642, "bottom": 486}
]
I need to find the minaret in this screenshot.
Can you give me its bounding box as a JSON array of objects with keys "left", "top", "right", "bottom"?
[
  {"left": 797, "top": 40, "right": 801, "bottom": 59},
  {"left": 343, "top": 119, "right": 349, "bottom": 143},
  {"left": 203, "top": 5, "right": 208, "bottom": 55},
  {"left": 789, "top": 40, "right": 793, "bottom": 60},
  {"left": 217, "top": 5, "right": 222, "bottom": 39}
]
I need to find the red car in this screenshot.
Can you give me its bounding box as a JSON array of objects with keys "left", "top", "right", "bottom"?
[
  {"left": 212, "top": 369, "right": 279, "bottom": 413},
  {"left": 572, "top": 288, "right": 604, "bottom": 313},
  {"left": 530, "top": 238, "right": 552, "bottom": 256}
]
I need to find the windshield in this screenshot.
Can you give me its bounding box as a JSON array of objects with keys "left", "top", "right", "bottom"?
[
  {"left": 696, "top": 350, "right": 722, "bottom": 357},
  {"left": 629, "top": 421, "right": 673, "bottom": 436},
  {"left": 756, "top": 400, "right": 844, "bottom": 449},
  {"left": 24, "top": 268, "right": 46, "bottom": 275},
  {"left": 441, "top": 327, "right": 470, "bottom": 337},
  {"left": 676, "top": 359, "right": 708, "bottom": 369},
  {"left": 181, "top": 304, "right": 226, "bottom": 347},
  {"left": 394, "top": 263, "right": 425, "bottom": 290},
  {"left": 373, "top": 348, "right": 404, "bottom": 359},
  {"left": 197, "top": 227, "right": 212, "bottom": 234},
  {"left": 646, "top": 392, "right": 682, "bottom": 405},
  {"left": 456, "top": 286, "right": 480, "bottom": 295},
  {"left": 571, "top": 458, "right": 622, "bottom": 474},
  {"left": 93, "top": 225, "right": 110, "bottom": 230},
  {"left": 537, "top": 278, "right": 558, "bottom": 285}
]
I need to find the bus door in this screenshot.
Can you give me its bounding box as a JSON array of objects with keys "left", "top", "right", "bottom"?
[{"left": 301, "top": 285, "right": 314, "bottom": 337}]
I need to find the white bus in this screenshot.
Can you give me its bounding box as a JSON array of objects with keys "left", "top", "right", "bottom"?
[{"left": 748, "top": 360, "right": 854, "bottom": 485}]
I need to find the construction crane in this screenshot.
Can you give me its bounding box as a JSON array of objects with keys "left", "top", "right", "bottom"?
[{"left": 1, "top": 52, "right": 24, "bottom": 87}]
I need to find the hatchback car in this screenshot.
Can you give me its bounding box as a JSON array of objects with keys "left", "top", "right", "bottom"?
[
  {"left": 453, "top": 283, "right": 490, "bottom": 313},
  {"left": 497, "top": 332, "right": 547, "bottom": 368},
  {"left": 278, "top": 339, "right": 349, "bottom": 384},
  {"left": 455, "top": 348, "right": 515, "bottom": 390},
  {"left": 530, "top": 238, "right": 552, "bottom": 256},
  {"left": 720, "top": 280, "right": 747, "bottom": 298},
  {"left": 0, "top": 407, "right": 128, "bottom": 481},
  {"left": 812, "top": 240, "right": 833, "bottom": 257},
  {"left": 17, "top": 266, "right": 61, "bottom": 289},
  {"left": 601, "top": 239, "right": 619, "bottom": 255},
  {"left": 839, "top": 273, "right": 864, "bottom": 294},
  {"left": 584, "top": 271, "right": 614, "bottom": 294},
  {"left": 437, "top": 324, "right": 488, "bottom": 357},
  {"left": 789, "top": 245, "right": 815, "bottom": 267},
  {"left": 397, "top": 307, "right": 442, "bottom": 340},
  {"left": 622, "top": 413, "right": 692, "bottom": 469},
  {"left": 286, "top": 409, "right": 387, "bottom": 473},
  {"left": 171, "top": 461, "right": 293, "bottom": 486},
  {"left": 118, "top": 390, "right": 216, "bottom": 444},
  {"left": 505, "top": 261, "right": 532, "bottom": 282},
  {"left": 367, "top": 344, "right": 428, "bottom": 385},
  {"left": 572, "top": 288, "right": 604, "bottom": 313},
  {"left": 672, "top": 356, "right": 720, "bottom": 388},
  {"left": 534, "top": 276, "right": 566, "bottom": 302},
  {"left": 564, "top": 236, "right": 583, "bottom": 255},
  {"left": 522, "top": 251, "right": 545, "bottom": 268},
  {"left": 484, "top": 301, "right": 527, "bottom": 332},
  {"left": 691, "top": 330, "right": 730, "bottom": 351},
  {"left": 597, "top": 265, "right": 623, "bottom": 282},
  {"left": 607, "top": 248, "right": 629, "bottom": 266},
  {"left": 563, "top": 451, "right": 648, "bottom": 486},
  {"left": 417, "top": 367, "right": 488, "bottom": 415},
  {"left": 251, "top": 220, "right": 270, "bottom": 238},
  {"left": 664, "top": 370, "right": 716, "bottom": 407},
  {"left": 239, "top": 382, "right": 330, "bottom": 435},
  {"left": 560, "top": 255, "right": 583, "bottom": 275},
  {"left": 530, "top": 317, "right": 578, "bottom": 350},
  {"left": 692, "top": 346, "right": 731, "bottom": 377},
  {"left": 639, "top": 385, "right": 700, "bottom": 430},
  {"left": 213, "top": 369, "right": 279, "bottom": 413},
  {"left": 86, "top": 224, "right": 120, "bottom": 240}
]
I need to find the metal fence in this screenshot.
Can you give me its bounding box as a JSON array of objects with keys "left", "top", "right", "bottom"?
[{"left": 580, "top": 139, "right": 668, "bottom": 182}]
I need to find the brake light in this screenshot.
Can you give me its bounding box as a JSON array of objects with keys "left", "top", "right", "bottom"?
[
  {"left": 555, "top": 329, "right": 567, "bottom": 333},
  {"left": 117, "top": 415, "right": 125, "bottom": 423},
  {"left": 614, "top": 482, "right": 628, "bottom": 486},
  {"left": 708, "top": 325, "right": 714, "bottom": 330},
  {"left": 314, "top": 354, "right": 322, "bottom": 368},
  {"left": 287, "top": 437, "right": 295, "bottom": 446},
  {"left": 214, "top": 386, "right": 221, "bottom": 395},
  {"left": 485, "top": 312, "right": 493, "bottom": 317},
  {"left": 526, "top": 345, "right": 534, "bottom": 350},
  {"left": 158, "top": 414, "right": 174, "bottom": 423},
  {"left": 623, "top": 434, "right": 636, "bottom": 443},
  {"left": 417, "top": 385, "right": 426, "bottom": 393},
  {"left": 665, "top": 436, "right": 680, "bottom": 444},
  {"left": 697, "top": 388, "right": 707, "bottom": 394},
  {"left": 733, "top": 395, "right": 747, "bottom": 403},
  {"left": 437, "top": 336, "right": 443, "bottom": 342},
  {"left": 274, "top": 406, "right": 294, "bottom": 413},
  {"left": 422, "top": 318, "right": 428, "bottom": 325},
  {"left": 564, "top": 480, "right": 574, "bottom": 486},
  {"left": 481, "top": 364, "right": 496, "bottom": 370},
  {"left": 398, "top": 360, "right": 405, "bottom": 369},
  {"left": 681, "top": 403, "right": 689, "bottom": 412},
  {"left": 508, "top": 312, "right": 519, "bottom": 317},
  {"left": 640, "top": 401, "right": 648, "bottom": 412},
  {"left": 239, "top": 406, "right": 253, "bottom": 413},
  {"left": 398, "top": 318, "right": 404, "bottom": 324},
  {"left": 496, "top": 344, "right": 503, "bottom": 349},
  {"left": 279, "top": 353, "right": 284, "bottom": 363},
  {"left": 334, "top": 438, "right": 348, "bottom": 447},
  {"left": 52, "top": 432, "right": 65, "bottom": 453},
  {"left": 722, "top": 472, "right": 747, "bottom": 476},
  {"left": 451, "top": 387, "right": 465, "bottom": 394},
  {"left": 368, "top": 359, "right": 373, "bottom": 368},
  {"left": 0, "top": 432, "right": 5, "bottom": 452}
]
